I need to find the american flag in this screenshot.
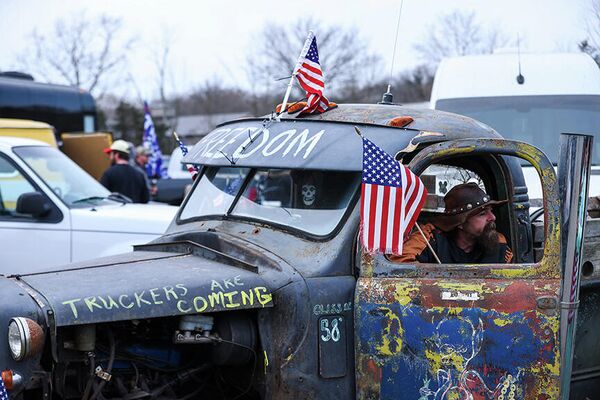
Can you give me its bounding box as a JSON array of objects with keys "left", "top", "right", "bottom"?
[
  {"left": 0, "top": 374, "right": 8, "bottom": 400},
  {"left": 143, "top": 102, "right": 168, "bottom": 179},
  {"left": 360, "top": 137, "right": 427, "bottom": 255},
  {"left": 173, "top": 132, "right": 199, "bottom": 180},
  {"left": 294, "top": 36, "right": 330, "bottom": 114}
]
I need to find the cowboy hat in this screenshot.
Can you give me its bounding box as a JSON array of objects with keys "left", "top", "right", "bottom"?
[{"left": 435, "top": 183, "right": 507, "bottom": 232}]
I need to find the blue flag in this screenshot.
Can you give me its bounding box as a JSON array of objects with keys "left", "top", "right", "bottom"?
[{"left": 143, "top": 102, "right": 168, "bottom": 179}]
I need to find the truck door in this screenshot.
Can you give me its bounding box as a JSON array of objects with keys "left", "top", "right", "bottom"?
[{"left": 355, "top": 139, "right": 561, "bottom": 399}]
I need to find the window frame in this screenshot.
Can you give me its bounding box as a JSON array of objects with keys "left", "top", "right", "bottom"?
[
  {"left": 176, "top": 166, "right": 362, "bottom": 242},
  {"left": 0, "top": 152, "right": 63, "bottom": 223}
]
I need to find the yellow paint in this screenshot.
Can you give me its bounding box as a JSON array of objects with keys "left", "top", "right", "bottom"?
[
  {"left": 493, "top": 317, "right": 512, "bottom": 327},
  {"left": 517, "top": 314, "right": 560, "bottom": 399},
  {"left": 61, "top": 283, "right": 273, "bottom": 318},
  {"left": 264, "top": 351, "right": 269, "bottom": 374},
  {"left": 391, "top": 282, "right": 419, "bottom": 306},
  {"left": 493, "top": 267, "right": 533, "bottom": 279},
  {"left": 425, "top": 348, "right": 466, "bottom": 374},
  {"left": 360, "top": 253, "right": 375, "bottom": 278},
  {"left": 375, "top": 308, "right": 404, "bottom": 356}
]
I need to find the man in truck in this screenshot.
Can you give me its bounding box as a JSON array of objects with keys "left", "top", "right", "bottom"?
[{"left": 391, "top": 183, "right": 513, "bottom": 264}]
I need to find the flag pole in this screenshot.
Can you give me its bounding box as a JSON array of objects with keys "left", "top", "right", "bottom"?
[
  {"left": 415, "top": 223, "right": 442, "bottom": 264},
  {"left": 173, "top": 131, "right": 199, "bottom": 179},
  {"left": 278, "top": 31, "right": 314, "bottom": 119},
  {"left": 173, "top": 131, "right": 181, "bottom": 143}
]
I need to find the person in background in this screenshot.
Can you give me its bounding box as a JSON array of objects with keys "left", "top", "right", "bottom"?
[
  {"left": 134, "top": 145, "right": 157, "bottom": 197},
  {"left": 100, "top": 140, "right": 149, "bottom": 203}
]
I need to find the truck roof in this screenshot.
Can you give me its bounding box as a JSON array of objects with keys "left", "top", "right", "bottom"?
[
  {"left": 185, "top": 104, "right": 501, "bottom": 171},
  {"left": 243, "top": 103, "right": 499, "bottom": 139},
  {"left": 431, "top": 52, "right": 600, "bottom": 103}
]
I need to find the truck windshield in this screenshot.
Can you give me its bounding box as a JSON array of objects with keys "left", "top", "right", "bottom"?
[
  {"left": 180, "top": 167, "right": 361, "bottom": 236},
  {"left": 14, "top": 146, "right": 110, "bottom": 207},
  {"left": 436, "top": 95, "right": 600, "bottom": 164}
]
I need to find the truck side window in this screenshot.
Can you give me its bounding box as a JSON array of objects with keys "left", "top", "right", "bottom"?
[
  {"left": 0, "top": 155, "right": 37, "bottom": 214},
  {"left": 390, "top": 164, "right": 513, "bottom": 264}
]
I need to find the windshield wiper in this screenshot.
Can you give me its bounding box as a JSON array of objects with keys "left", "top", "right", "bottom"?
[
  {"left": 71, "top": 196, "right": 106, "bottom": 205},
  {"left": 71, "top": 193, "right": 133, "bottom": 205},
  {"left": 107, "top": 192, "right": 133, "bottom": 204}
]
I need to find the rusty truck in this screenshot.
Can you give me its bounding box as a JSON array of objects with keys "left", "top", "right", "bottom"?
[{"left": 0, "top": 103, "right": 597, "bottom": 399}]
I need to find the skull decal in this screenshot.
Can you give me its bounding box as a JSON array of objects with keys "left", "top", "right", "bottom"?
[{"left": 301, "top": 184, "right": 317, "bottom": 206}]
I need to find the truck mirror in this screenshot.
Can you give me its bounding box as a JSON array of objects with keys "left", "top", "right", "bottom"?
[{"left": 16, "top": 192, "right": 51, "bottom": 218}]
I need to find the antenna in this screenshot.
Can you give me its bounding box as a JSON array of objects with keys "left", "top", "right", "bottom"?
[
  {"left": 516, "top": 33, "right": 525, "bottom": 85},
  {"left": 379, "top": 0, "right": 404, "bottom": 105}
]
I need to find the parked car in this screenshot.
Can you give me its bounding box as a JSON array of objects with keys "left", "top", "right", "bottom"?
[{"left": 0, "top": 137, "right": 178, "bottom": 275}]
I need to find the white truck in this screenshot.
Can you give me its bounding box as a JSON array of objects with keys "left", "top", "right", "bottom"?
[
  {"left": 0, "top": 137, "right": 178, "bottom": 275},
  {"left": 430, "top": 51, "right": 600, "bottom": 201}
]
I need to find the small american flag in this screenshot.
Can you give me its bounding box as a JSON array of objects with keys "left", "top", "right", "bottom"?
[
  {"left": 173, "top": 132, "right": 199, "bottom": 180},
  {"left": 294, "top": 36, "right": 330, "bottom": 114},
  {"left": 0, "top": 374, "right": 8, "bottom": 400},
  {"left": 360, "top": 137, "right": 427, "bottom": 255}
]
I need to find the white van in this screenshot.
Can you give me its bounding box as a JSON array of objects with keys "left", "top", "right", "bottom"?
[{"left": 430, "top": 51, "right": 600, "bottom": 200}]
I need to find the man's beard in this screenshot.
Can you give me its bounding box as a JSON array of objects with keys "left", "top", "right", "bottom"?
[{"left": 477, "top": 222, "right": 499, "bottom": 254}]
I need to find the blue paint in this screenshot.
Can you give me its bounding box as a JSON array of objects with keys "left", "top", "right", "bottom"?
[{"left": 357, "top": 302, "right": 554, "bottom": 399}]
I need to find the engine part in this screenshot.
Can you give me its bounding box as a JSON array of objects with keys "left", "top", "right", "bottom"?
[
  {"left": 74, "top": 324, "right": 96, "bottom": 352},
  {"left": 212, "top": 313, "right": 256, "bottom": 366},
  {"left": 173, "top": 330, "right": 213, "bottom": 344},
  {"left": 179, "top": 314, "right": 214, "bottom": 331}
]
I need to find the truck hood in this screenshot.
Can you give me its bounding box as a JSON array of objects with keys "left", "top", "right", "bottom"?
[
  {"left": 18, "top": 248, "right": 274, "bottom": 327},
  {"left": 71, "top": 202, "right": 177, "bottom": 234}
]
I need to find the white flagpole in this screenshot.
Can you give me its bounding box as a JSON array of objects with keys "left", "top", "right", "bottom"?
[{"left": 278, "top": 30, "right": 314, "bottom": 118}]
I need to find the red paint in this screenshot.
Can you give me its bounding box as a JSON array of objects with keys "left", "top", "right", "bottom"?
[
  {"left": 398, "top": 279, "right": 558, "bottom": 315},
  {"left": 366, "top": 358, "right": 382, "bottom": 383}
]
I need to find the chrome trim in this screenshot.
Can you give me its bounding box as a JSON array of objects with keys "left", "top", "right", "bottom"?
[{"left": 558, "top": 133, "right": 593, "bottom": 399}]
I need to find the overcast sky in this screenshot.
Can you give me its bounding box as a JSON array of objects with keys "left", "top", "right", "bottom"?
[{"left": 0, "top": 0, "right": 593, "bottom": 100}]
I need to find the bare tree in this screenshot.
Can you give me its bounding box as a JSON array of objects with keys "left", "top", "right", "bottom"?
[
  {"left": 18, "top": 13, "right": 135, "bottom": 96},
  {"left": 580, "top": 0, "right": 600, "bottom": 66},
  {"left": 150, "top": 30, "right": 177, "bottom": 130},
  {"left": 413, "top": 11, "right": 510, "bottom": 71},
  {"left": 246, "top": 18, "right": 382, "bottom": 100}
]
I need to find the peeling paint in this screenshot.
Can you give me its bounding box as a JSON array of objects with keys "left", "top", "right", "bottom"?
[{"left": 355, "top": 277, "right": 561, "bottom": 399}]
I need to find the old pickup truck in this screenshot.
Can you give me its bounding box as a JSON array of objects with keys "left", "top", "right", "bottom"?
[{"left": 0, "top": 104, "right": 596, "bottom": 399}]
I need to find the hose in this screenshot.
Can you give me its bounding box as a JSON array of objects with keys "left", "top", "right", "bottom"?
[
  {"left": 81, "top": 352, "right": 96, "bottom": 400},
  {"left": 149, "top": 366, "right": 208, "bottom": 398},
  {"left": 90, "top": 329, "right": 116, "bottom": 400}
]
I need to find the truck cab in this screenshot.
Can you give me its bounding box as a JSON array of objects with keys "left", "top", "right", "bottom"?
[{"left": 0, "top": 104, "right": 596, "bottom": 399}]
